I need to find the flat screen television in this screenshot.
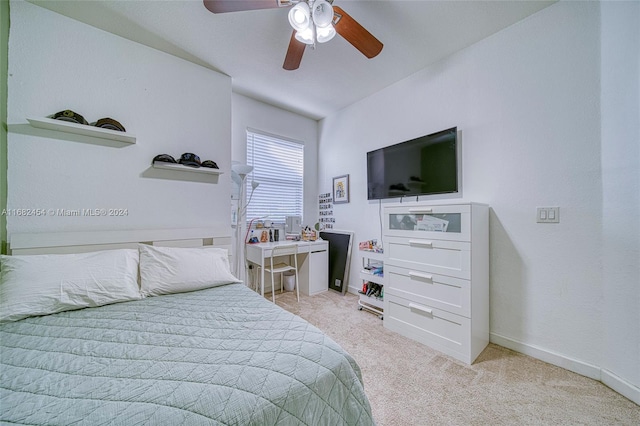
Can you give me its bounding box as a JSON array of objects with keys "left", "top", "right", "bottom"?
[{"left": 367, "top": 127, "right": 458, "bottom": 200}]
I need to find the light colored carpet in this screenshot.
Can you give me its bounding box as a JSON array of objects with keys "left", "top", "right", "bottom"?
[{"left": 270, "top": 289, "right": 640, "bottom": 425}]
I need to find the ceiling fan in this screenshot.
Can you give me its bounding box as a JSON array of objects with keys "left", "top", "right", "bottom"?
[{"left": 203, "top": 0, "right": 383, "bottom": 70}]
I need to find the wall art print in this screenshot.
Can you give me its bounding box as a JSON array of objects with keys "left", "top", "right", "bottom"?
[{"left": 333, "top": 174, "right": 350, "bottom": 204}]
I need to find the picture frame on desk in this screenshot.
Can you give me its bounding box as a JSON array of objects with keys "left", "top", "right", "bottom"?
[{"left": 333, "top": 174, "right": 350, "bottom": 204}]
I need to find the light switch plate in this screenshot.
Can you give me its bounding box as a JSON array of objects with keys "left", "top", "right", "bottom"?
[{"left": 537, "top": 207, "right": 559, "bottom": 223}]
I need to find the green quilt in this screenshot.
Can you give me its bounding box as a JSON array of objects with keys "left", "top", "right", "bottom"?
[{"left": 0, "top": 283, "right": 374, "bottom": 425}]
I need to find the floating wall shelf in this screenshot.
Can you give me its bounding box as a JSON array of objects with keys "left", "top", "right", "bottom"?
[
  {"left": 151, "top": 162, "right": 223, "bottom": 175},
  {"left": 27, "top": 117, "right": 136, "bottom": 144}
]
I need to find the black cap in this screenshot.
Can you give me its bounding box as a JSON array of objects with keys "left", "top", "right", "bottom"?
[
  {"left": 201, "top": 160, "right": 219, "bottom": 169},
  {"left": 51, "top": 110, "right": 88, "bottom": 125},
  {"left": 152, "top": 154, "right": 177, "bottom": 164},
  {"left": 92, "top": 117, "right": 126, "bottom": 132},
  {"left": 178, "top": 153, "right": 201, "bottom": 168}
]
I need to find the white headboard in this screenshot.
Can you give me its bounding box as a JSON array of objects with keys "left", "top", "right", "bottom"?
[{"left": 9, "top": 228, "right": 232, "bottom": 256}]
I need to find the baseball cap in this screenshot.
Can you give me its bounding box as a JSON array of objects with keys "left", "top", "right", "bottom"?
[
  {"left": 201, "top": 160, "right": 219, "bottom": 169},
  {"left": 51, "top": 110, "right": 88, "bottom": 125},
  {"left": 92, "top": 117, "right": 126, "bottom": 132},
  {"left": 178, "top": 153, "right": 201, "bottom": 167},
  {"left": 152, "top": 154, "right": 177, "bottom": 164}
]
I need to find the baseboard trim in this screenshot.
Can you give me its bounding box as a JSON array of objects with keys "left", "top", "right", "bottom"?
[
  {"left": 347, "top": 288, "right": 639, "bottom": 405},
  {"left": 491, "top": 332, "right": 639, "bottom": 405},
  {"left": 347, "top": 285, "right": 359, "bottom": 295},
  {"left": 601, "top": 368, "right": 640, "bottom": 405},
  {"left": 490, "top": 333, "right": 600, "bottom": 379}
]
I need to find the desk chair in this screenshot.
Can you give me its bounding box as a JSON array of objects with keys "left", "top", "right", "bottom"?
[{"left": 263, "top": 244, "right": 299, "bottom": 303}]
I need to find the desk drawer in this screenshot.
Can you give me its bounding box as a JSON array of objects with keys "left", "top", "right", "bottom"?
[
  {"left": 385, "top": 294, "right": 470, "bottom": 361},
  {"left": 386, "top": 265, "right": 470, "bottom": 317},
  {"left": 384, "top": 236, "right": 470, "bottom": 280}
]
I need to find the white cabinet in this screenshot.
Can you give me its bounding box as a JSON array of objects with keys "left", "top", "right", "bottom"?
[
  {"left": 383, "top": 202, "right": 489, "bottom": 364},
  {"left": 358, "top": 250, "right": 384, "bottom": 319},
  {"left": 305, "top": 246, "right": 329, "bottom": 295}
]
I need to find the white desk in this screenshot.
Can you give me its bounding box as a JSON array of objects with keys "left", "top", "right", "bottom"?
[{"left": 245, "top": 240, "right": 329, "bottom": 297}]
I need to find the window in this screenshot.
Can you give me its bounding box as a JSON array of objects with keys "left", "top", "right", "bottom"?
[{"left": 246, "top": 129, "right": 304, "bottom": 224}]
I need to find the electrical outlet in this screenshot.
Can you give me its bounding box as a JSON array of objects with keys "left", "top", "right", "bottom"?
[{"left": 537, "top": 207, "right": 559, "bottom": 223}]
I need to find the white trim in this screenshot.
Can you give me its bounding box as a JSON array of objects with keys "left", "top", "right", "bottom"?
[
  {"left": 246, "top": 127, "right": 304, "bottom": 146},
  {"left": 601, "top": 369, "right": 640, "bottom": 406},
  {"left": 347, "top": 285, "right": 360, "bottom": 295},
  {"left": 491, "top": 332, "right": 640, "bottom": 405},
  {"left": 490, "top": 332, "right": 600, "bottom": 379},
  {"left": 9, "top": 228, "right": 231, "bottom": 255},
  {"left": 335, "top": 292, "right": 640, "bottom": 404}
]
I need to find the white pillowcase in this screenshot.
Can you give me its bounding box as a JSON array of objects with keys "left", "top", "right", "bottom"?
[
  {"left": 138, "top": 244, "right": 241, "bottom": 297},
  {"left": 0, "top": 249, "right": 141, "bottom": 323}
]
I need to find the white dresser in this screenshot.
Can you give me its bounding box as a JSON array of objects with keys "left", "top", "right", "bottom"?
[{"left": 383, "top": 202, "right": 489, "bottom": 364}]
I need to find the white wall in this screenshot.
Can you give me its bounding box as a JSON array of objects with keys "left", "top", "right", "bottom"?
[
  {"left": 230, "top": 93, "right": 318, "bottom": 281},
  {"left": 231, "top": 93, "right": 318, "bottom": 224},
  {"left": 600, "top": 0, "right": 640, "bottom": 402},
  {"left": 7, "top": 0, "right": 638, "bottom": 404},
  {"left": 7, "top": 0, "right": 232, "bottom": 238},
  {"left": 318, "top": 1, "right": 639, "bottom": 402}
]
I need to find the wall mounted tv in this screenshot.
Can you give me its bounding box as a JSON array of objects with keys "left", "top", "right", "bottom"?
[{"left": 367, "top": 127, "right": 458, "bottom": 200}]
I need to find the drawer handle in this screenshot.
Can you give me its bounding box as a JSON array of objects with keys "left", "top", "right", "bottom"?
[
  {"left": 409, "top": 271, "right": 433, "bottom": 282},
  {"left": 409, "top": 240, "right": 433, "bottom": 248},
  {"left": 408, "top": 208, "right": 433, "bottom": 213},
  {"left": 409, "top": 303, "right": 433, "bottom": 315}
]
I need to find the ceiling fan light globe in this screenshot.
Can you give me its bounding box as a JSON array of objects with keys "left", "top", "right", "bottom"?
[
  {"left": 312, "top": 0, "right": 334, "bottom": 28},
  {"left": 316, "top": 25, "right": 336, "bottom": 43},
  {"left": 293, "top": 10, "right": 306, "bottom": 24},
  {"left": 288, "top": 3, "right": 311, "bottom": 31},
  {"left": 295, "top": 28, "right": 315, "bottom": 45}
]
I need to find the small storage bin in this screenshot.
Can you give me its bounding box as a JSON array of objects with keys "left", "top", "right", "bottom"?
[{"left": 283, "top": 271, "right": 296, "bottom": 292}]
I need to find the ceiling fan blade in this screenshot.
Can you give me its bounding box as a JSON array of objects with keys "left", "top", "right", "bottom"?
[
  {"left": 203, "top": 0, "right": 290, "bottom": 14},
  {"left": 283, "top": 30, "right": 305, "bottom": 70},
  {"left": 332, "top": 6, "right": 383, "bottom": 59}
]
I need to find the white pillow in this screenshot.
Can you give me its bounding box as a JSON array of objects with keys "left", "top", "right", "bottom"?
[
  {"left": 138, "top": 245, "right": 241, "bottom": 297},
  {"left": 0, "top": 249, "right": 141, "bottom": 323}
]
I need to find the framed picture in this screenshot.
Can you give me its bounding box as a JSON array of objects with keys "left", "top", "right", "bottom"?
[
  {"left": 319, "top": 230, "right": 354, "bottom": 294},
  {"left": 333, "top": 174, "right": 350, "bottom": 204}
]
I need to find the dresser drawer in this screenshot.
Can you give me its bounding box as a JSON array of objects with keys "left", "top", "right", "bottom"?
[
  {"left": 386, "top": 265, "right": 470, "bottom": 317},
  {"left": 384, "top": 204, "right": 471, "bottom": 242},
  {"left": 385, "top": 294, "right": 470, "bottom": 362},
  {"left": 384, "top": 236, "right": 470, "bottom": 280}
]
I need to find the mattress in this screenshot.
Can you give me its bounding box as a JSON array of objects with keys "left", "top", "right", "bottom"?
[{"left": 0, "top": 283, "right": 374, "bottom": 425}]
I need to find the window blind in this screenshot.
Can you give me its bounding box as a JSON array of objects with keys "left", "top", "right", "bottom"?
[{"left": 246, "top": 129, "right": 304, "bottom": 224}]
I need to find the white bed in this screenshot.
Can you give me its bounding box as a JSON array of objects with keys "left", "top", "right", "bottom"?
[{"left": 0, "top": 229, "right": 374, "bottom": 425}]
